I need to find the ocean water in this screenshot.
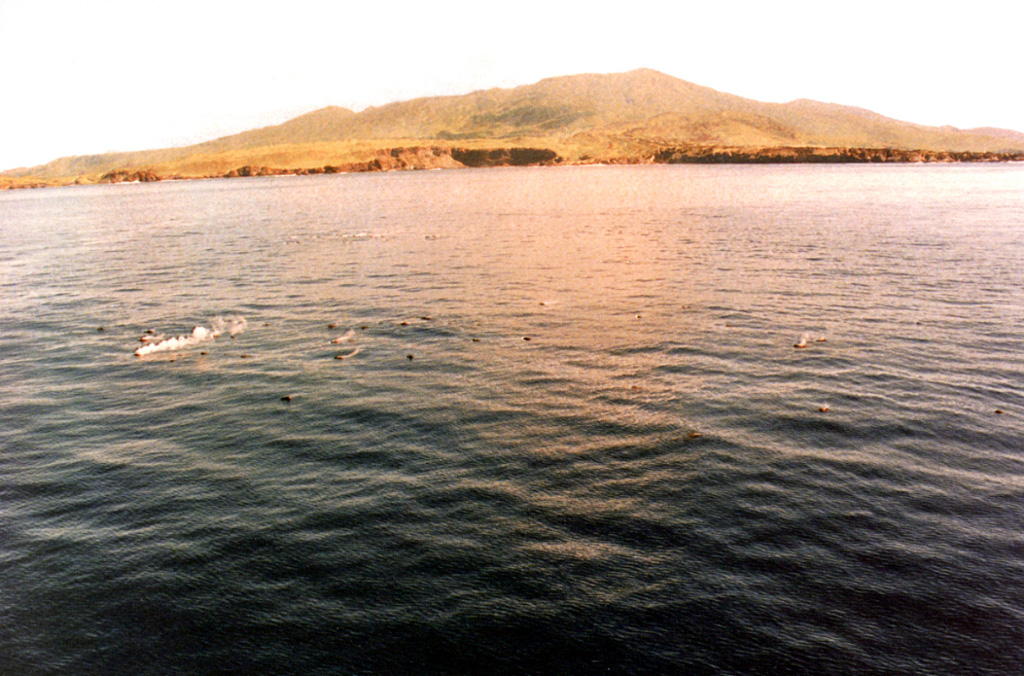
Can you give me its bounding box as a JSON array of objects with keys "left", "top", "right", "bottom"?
[{"left": 2, "top": 164, "right": 1023, "bottom": 675}]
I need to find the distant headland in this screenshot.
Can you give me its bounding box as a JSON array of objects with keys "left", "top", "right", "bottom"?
[{"left": 4, "top": 69, "right": 1024, "bottom": 189}]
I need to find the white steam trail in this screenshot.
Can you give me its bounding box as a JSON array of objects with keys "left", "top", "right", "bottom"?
[
  {"left": 134, "top": 316, "right": 246, "bottom": 356},
  {"left": 794, "top": 331, "right": 827, "bottom": 348},
  {"left": 331, "top": 329, "right": 356, "bottom": 344},
  {"left": 211, "top": 316, "right": 248, "bottom": 337}
]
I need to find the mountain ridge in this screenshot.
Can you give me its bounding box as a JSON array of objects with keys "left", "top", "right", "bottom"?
[{"left": 5, "top": 68, "right": 1024, "bottom": 184}]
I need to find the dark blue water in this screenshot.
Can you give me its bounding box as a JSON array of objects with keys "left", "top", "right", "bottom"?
[{"left": 2, "top": 165, "right": 1023, "bottom": 675}]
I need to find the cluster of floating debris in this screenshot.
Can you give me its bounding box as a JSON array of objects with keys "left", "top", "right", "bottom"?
[{"left": 127, "top": 314, "right": 1007, "bottom": 421}]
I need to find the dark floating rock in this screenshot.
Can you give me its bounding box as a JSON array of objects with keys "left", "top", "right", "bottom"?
[
  {"left": 995, "top": 409, "right": 1005, "bottom": 415},
  {"left": 687, "top": 432, "right": 702, "bottom": 440},
  {"left": 240, "top": 354, "right": 251, "bottom": 359},
  {"left": 97, "top": 326, "right": 104, "bottom": 331},
  {"left": 200, "top": 351, "right": 208, "bottom": 356},
  {"left": 334, "top": 355, "right": 346, "bottom": 360},
  {"left": 471, "top": 338, "right": 480, "bottom": 342},
  {"left": 523, "top": 336, "right": 532, "bottom": 341},
  {"left": 281, "top": 395, "right": 292, "bottom": 402},
  {"left": 400, "top": 322, "right": 409, "bottom": 326},
  {"left": 420, "top": 316, "right": 432, "bottom": 321},
  {"left": 407, "top": 354, "right": 414, "bottom": 360},
  {"left": 819, "top": 405, "right": 831, "bottom": 412},
  {"left": 328, "top": 323, "right": 337, "bottom": 329}
]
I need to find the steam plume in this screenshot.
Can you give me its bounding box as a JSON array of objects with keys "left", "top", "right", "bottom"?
[
  {"left": 134, "top": 316, "right": 246, "bottom": 356},
  {"left": 331, "top": 329, "right": 356, "bottom": 344}
]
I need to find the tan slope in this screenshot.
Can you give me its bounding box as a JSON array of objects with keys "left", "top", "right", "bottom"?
[
  {"left": 198, "top": 68, "right": 769, "bottom": 143},
  {"left": 765, "top": 100, "right": 1024, "bottom": 151},
  {"left": 191, "top": 106, "right": 358, "bottom": 151},
  {"left": 213, "top": 68, "right": 1023, "bottom": 152}
]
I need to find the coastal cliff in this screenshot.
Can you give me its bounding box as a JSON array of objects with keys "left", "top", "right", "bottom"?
[
  {"left": 214, "top": 147, "right": 561, "bottom": 179},
  {"left": 652, "top": 146, "right": 1024, "bottom": 164},
  {"left": 6, "top": 144, "right": 1024, "bottom": 189}
]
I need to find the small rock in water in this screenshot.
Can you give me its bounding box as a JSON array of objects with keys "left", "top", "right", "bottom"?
[
  {"left": 281, "top": 395, "right": 292, "bottom": 402},
  {"left": 328, "top": 323, "right": 337, "bottom": 329},
  {"left": 819, "top": 405, "right": 830, "bottom": 412},
  {"left": 995, "top": 409, "right": 1005, "bottom": 415},
  {"left": 97, "top": 326, "right": 104, "bottom": 331},
  {"left": 523, "top": 336, "right": 532, "bottom": 341},
  {"left": 407, "top": 354, "right": 414, "bottom": 360}
]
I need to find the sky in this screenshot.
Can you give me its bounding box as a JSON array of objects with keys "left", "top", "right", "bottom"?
[{"left": 2, "top": 0, "right": 1022, "bottom": 171}]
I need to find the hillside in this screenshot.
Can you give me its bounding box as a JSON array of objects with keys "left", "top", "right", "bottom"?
[{"left": 6, "top": 69, "right": 1024, "bottom": 184}]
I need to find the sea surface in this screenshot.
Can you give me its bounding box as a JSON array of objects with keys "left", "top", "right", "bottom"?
[{"left": 2, "top": 164, "right": 1023, "bottom": 675}]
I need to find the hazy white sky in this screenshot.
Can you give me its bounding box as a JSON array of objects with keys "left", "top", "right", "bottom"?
[{"left": 2, "top": 0, "right": 1021, "bottom": 170}]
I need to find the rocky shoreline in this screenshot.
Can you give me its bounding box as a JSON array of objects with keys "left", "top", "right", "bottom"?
[
  {"left": 4, "top": 145, "right": 1023, "bottom": 189},
  {"left": 652, "top": 146, "right": 1024, "bottom": 164}
]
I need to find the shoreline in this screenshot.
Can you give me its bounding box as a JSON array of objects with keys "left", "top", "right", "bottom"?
[{"left": 4, "top": 144, "right": 1024, "bottom": 190}]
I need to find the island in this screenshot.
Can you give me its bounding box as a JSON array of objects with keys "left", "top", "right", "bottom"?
[{"left": 4, "top": 69, "right": 1024, "bottom": 189}]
